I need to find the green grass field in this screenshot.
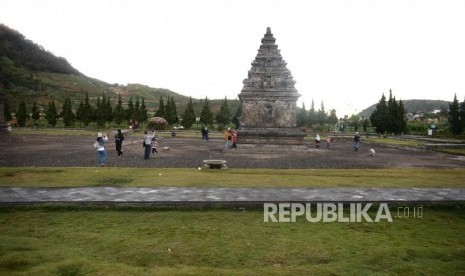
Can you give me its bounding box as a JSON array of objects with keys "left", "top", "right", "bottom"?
[
  {"left": 0, "top": 206, "right": 464, "bottom": 275},
  {"left": 1, "top": 167, "right": 465, "bottom": 188}
]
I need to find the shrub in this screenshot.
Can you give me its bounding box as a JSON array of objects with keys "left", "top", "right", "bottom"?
[{"left": 147, "top": 117, "right": 169, "bottom": 130}]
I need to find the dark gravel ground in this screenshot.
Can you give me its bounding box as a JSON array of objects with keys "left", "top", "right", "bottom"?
[{"left": 1, "top": 133, "right": 465, "bottom": 169}]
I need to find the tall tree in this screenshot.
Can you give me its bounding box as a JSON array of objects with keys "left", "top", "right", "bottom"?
[
  {"left": 113, "top": 94, "right": 125, "bottom": 125},
  {"left": 200, "top": 97, "right": 214, "bottom": 126},
  {"left": 140, "top": 97, "right": 148, "bottom": 122},
  {"left": 105, "top": 97, "right": 113, "bottom": 123},
  {"left": 396, "top": 100, "right": 407, "bottom": 134},
  {"left": 31, "top": 102, "right": 40, "bottom": 121},
  {"left": 232, "top": 103, "right": 243, "bottom": 129},
  {"left": 155, "top": 96, "right": 165, "bottom": 118},
  {"left": 95, "top": 94, "right": 106, "bottom": 127},
  {"left": 165, "top": 96, "right": 179, "bottom": 125},
  {"left": 316, "top": 101, "right": 327, "bottom": 125},
  {"left": 16, "top": 100, "right": 28, "bottom": 126},
  {"left": 181, "top": 97, "right": 196, "bottom": 129},
  {"left": 76, "top": 100, "right": 85, "bottom": 126},
  {"left": 327, "top": 109, "right": 338, "bottom": 125},
  {"left": 82, "top": 92, "right": 93, "bottom": 126},
  {"left": 448, "top": 94, "right": 462, "bottom": 135},
  {"left": 215, "top": 97, "right": 231, "bottom": 126},
  {"left": 61, "top": 97, "right": 75, "bottom": 127},
  {"left": 126, "top": 97, "right": 134, "bottom": 121},
  {"left": 296, "top": 102, "right": 308, "bottom": 127},
  {"left": 370, "top": 93, "right": 388, "bottom": 134},
  {"left": 308, "top": 99, "right": 316, "bottom": 127},
  {"left": 133, "top": 96, "right": 141, "bottom": 122},
  {"left": 45, "top": 101, "right": 58, "bottom": 126},
  {"left": 460, "top": 98, "right": 465, "bottom": 131}
]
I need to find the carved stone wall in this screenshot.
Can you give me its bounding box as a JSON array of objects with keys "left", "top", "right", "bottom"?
[{"left": 238, "top": 27, "right": 305, "bottom": 145}]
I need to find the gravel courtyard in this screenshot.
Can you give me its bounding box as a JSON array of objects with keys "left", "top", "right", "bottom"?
[{"left": 1, "top": 132, "right": 465, "bottom": 169}]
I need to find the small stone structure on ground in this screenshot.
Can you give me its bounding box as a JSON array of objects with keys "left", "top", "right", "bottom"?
[{"left": 203, "top": 159, "right": 227, "bottom": 169}]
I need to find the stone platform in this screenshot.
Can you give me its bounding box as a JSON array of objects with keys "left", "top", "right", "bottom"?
[{"left": 1, "top": 187, "right": 464, "bottom": 206}]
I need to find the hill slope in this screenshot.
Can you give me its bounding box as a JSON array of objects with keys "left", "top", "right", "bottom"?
[
  {"left": 0, "top": 24, "right": 239, "bottom": 114},
  {"left": 358, "top": 99, "right": 450, "bottom": 117}
]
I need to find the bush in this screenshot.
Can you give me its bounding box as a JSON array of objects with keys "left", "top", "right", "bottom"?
[{"left": 147, "top": 117, "right": 169, "bottom": 130}]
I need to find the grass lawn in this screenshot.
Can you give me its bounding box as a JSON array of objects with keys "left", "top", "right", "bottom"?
[
  {"left": 435, "top": 148, "right": 465, "bottom": 156},
  {"left": 0, "top": 206, "right": 464, "bottom": 275},
  {"left": 1, "top": 167, "right": 465, "bottom": 188},
  {"left": 364, "top": 137, "right": 421, "bottom": 147}
]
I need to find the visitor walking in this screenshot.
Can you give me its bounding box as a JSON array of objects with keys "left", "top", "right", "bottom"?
[
  {"left": 315, "top": 134, "right": 321, "bottom": 148},
  {"left": 114, "top": 129, "right": 124, "bottom": 157},
  {"left": 204, "top": 126, "right": 209, "bottom": 141},
  {"left": 95, "top": 132, "right": 108, "bottom": 166},
  {"left": 353, "top": 132, "right": 360, "bottom": 152},
  {"left": 232, "top": 129, "right": 238, "bottom": 150},
  {"left": 326, "top": 134, "right": 331, "bottom": 148},
  {"left": 224, "top": 128, "right": 231, "bottom": 149},
  {"left": 143, "top": 131, "right": 154, "bottom": 160}
]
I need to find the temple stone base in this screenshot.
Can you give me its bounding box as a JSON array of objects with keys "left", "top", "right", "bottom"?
[{"left": 238, "top": 127, "right": 306, "bottom": 145}]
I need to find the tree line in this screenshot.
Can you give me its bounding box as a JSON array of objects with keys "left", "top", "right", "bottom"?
[
  {"left": 296, "top": 100, "right": 338, "bottom": 128},
  {"left": 7, "top": 93, "right": 242, "bottom": 130}
]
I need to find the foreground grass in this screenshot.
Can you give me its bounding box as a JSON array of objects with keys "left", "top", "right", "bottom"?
[
  {"left": 1, "top": 167, "right": 465, "bottom": 188},
  {"left": 0, "top": 206, "right": 463, "bottom": 275}
]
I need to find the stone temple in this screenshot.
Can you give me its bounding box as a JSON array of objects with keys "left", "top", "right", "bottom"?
[{"left": 238, "top": 27, "right": 305, "bottom": 145}]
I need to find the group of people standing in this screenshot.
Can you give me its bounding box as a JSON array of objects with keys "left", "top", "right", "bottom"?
[
  {"left": 315, "top": 132, "right": 361, "bottom": 151},
  {"left": 94, "top": 129, "right": 160, "bottom": 166}
]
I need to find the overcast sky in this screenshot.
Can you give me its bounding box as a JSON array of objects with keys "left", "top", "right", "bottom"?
[{"left": 1, "top": 0, "right": 465, "bottom": 116}]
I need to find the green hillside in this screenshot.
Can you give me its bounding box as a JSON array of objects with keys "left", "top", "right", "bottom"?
[
  {"left": 0, "top": 24, "right": 238, "bottom": 115},
  {"left": 358, "top": 99, "right": 450, "bottom": 117}
]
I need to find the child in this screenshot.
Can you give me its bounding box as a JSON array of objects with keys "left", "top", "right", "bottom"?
[{"left": 151, "top": 137, "right": 159, "bottom": 155}]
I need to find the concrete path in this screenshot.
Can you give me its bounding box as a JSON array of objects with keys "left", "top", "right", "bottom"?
[{"left": 1, "top": 187, "right": 464, "bottom": 205}]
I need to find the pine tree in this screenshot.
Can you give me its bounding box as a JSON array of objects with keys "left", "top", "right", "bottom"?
[
  {"left": 76, "top": 100, "right": 85, "bottom": 126},
  {"left": 31, "top": 102, "right": 40, "bottom": 121},
  {"left": 370, "top": 93, "right": 388, "bottom": 134},
  {"left": 16, "top": 100, "right": 28, "bottom": 126},
  {"left": 106, "top": 97, "right": 113, "bottom": 123},
  {"left": 155, "top": 96, "right": 165, "bottom": 118},
  {"left": 200, "top": 97, "right": 213, "bottom": 126},
  {"left": 113, "top": 94, "right": 125, "bottom": 125},
  {"left": 133, "top": 96, "right": 141, "bottom": 123},
  {"left": 95, "top": 94, "right": 106, "bottom": 127},
  {"left": 460, "top": 99, "right": 465, "bottom": 131},
  {"left": 448, "top": 94, "right": 462, "bottom": 135},
  {"left": 296, "top": 102, "right": 308, "bottom": 127},
  {"left": 316, "top": 101, "right": 327, "bottom": 125},
  {"left": 181, "top": 97, "right": 196, "bottom": 129},
  {"left": 396, "top": 100, "right": 407, "bottom": 134},
  {"left": 82, "top": 92, "right": 93, "bottom": 126},
  {"left": 386, "top": 91, "right": 398, "bottom": 134},
  {"left": 45, "top": 101, "right": 58, "bottom": 127},
  {"left": 126, "top": 97, "right": 134, "bottom": 121},
  {"left": 232, "top": 103, "right": 243, "bottom": 129},
  {"left": 140, "top": 97, "right": 148, "bottom": 122},
  {"left": 165, "top": 96, "right": 179, "bottom": 125},
  {"left": 215, "top": 97, "right": 231, "bottom": 126},
  {"left": 61, "top": 97, "right": 75, "bottom": 127}
]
